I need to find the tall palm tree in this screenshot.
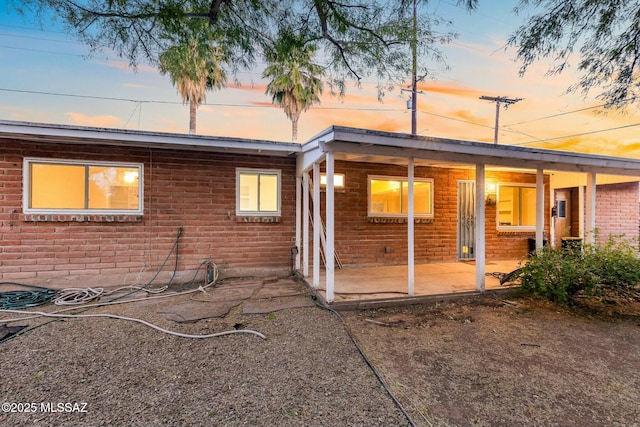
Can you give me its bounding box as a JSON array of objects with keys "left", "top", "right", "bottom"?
[
  {"left": 159, "top": 38, "right": 227, "bottom": 135},
  {"left": 263, "top": 31, "right": 324, "bottom": 142}
]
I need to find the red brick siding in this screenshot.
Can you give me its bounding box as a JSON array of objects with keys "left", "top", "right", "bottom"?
[
  {"left": 595, "top": 182, "right": 640, "bottom": 243},
  {"left": 316, "top": 161, "right": 549, "bottom": 267},
  {"left": 0, "top": 140, "right": 296, "bottom": 287}
]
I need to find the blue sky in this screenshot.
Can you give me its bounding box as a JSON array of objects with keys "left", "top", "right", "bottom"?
[{"left": 1, "top": 0, "right": 639, "bottom": 158}]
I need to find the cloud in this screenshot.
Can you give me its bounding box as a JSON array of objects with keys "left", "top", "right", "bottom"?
[
  {"left": 97, "top": 59, "right": 156, "bottom": 73},
  {"left": 65, "top": 112, "right": 120, "bottom": 128},
  {"left": 449, "top": 109, "right": 488, "bottom": 124},
  {"left": 228, "top": 83, "right": 268, "bottom": 93},
  {"left": 123, "top": 83, "right": 146, "bottom": 89},
  {"left": 250, "top": 101, "right": 278, "bottom": 108},
  {"left": 419, "top": 81, "right": 485, "bottom": 99}
]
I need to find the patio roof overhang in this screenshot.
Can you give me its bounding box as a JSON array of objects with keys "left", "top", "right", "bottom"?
[{"left": 298, "top": 126, "right": 640, "bottom": 177}]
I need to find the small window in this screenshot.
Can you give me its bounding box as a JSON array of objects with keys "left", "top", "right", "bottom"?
[
  {"left": 557, "top": 199, "right": 567, "bottom": 219},
  {"left": 368, "top": 175, "right": 433, "bottom": 217},
  {"left": 236, "top": 168, "right": 281, "bottom": 216},
  {"left": 24, "top": 158, "right": 143, "bottom": 214},
  {"left": 320, "top": 173, "right": 345, "bottom": 188},
  {"left": 497, "top": 184, "right": 536, "bottom": 229}
]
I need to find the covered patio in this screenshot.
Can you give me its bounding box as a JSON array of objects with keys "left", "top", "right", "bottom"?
[
  {"left": 294, "top": 127, "right": 640, "bottom": 304},
  {"left": 311, "top": 259, "right": 521, "bottom": 308}
]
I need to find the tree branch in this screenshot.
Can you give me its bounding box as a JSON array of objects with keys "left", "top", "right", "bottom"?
[{"left": 313, "top": 0, "right": 362, "bottom": 80}]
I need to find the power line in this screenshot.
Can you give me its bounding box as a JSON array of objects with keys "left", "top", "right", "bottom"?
[
  {"left": 513, "top": 122, "right": 640, "bottom": 146},
  {"left": 1, "top": 87, "right": 638, "bottom": 144},
  {"left": 505, "top": 103, "right": 609, "bottom": 126},
  {"left": 0, "top": 44, "right": 86, "bottom": 57},
  {"left": 0, "top": 87, "right": 403, "bottom": 112}
]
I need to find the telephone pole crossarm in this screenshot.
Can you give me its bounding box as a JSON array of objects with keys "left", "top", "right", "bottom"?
[{"left": 479, "top": 95, "right": 524, "bottom": 144}]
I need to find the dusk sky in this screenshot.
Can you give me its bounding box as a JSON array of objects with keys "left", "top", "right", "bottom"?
[{"left": 2, "top": 1, "right": 640, "bottom": 159}]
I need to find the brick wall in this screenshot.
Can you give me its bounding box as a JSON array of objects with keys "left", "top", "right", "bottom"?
[
  {"left": 315, "top": 161, "right": 549, "bottom": 267},
  {"left": 595, "top": 181, "right": 640, "bottom": 244},
  {"left": 0, "top": 140, "right": 297, "bottom": 288}
]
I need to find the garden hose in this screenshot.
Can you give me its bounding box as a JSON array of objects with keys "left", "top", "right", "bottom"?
[{"left": 0, "top": 282, "right": 57, "bottom": 310}]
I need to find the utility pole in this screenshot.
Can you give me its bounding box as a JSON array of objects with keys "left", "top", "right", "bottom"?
[
  {"left": 410, "top": 0, "right": 418, "bottom": 135},
  {"left": 479, "top": 95, "right": 523, "bottom": 144}
]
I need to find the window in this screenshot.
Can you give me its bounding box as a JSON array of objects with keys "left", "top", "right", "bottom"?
[
  {"left": 236, "top": 168, "right": 281, "bottom": 216},
  {"left": 24, "top": 158, "right": 143, "bottom": 214},
  {"left": 557, "top": 199, "right": 567, "bottom": 219},
  {"left": 320, "top": 173, "right": 345, "bottom": 188},
  {"left": 497, "top": 184, "right": 536, "bottom": 228},
  {"left": 368, "top": 175, "right": 433, "bottom": 217}
]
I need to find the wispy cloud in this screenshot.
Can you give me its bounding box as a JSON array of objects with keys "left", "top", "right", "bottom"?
[
  {"left": 96, "top": 59, "right": 157, "bottom": 73},
  {"left": 66, "top": 112, "right": 120, "bottom": 128},
  {"left": 419, "top": 81, "right": 485, "bottom": 99}
]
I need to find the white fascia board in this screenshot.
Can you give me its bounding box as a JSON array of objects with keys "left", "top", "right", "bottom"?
[
  {"left": 297, "top": 146, "right": 326, "bottom": 176},
  {"left": 296, "top": 128, "right": 335, "bottom": 175},
  {"left": 327, "top": 127, "right": 640, "bottom": 177},
  {"left": 0, "top": 120, "right": 300, "bottom": 157}
]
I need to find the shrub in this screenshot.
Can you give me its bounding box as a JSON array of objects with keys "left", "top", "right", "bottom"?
[{"left": 518, "top": 235, "right": 640, "bottom": 304}]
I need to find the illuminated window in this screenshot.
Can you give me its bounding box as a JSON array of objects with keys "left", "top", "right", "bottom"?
[
  {"left": 497, "top": 184, "right": 536, "bottom": 228},
  {"left": 236, "top": 169, "right": 281, "bottom": 216},
  {"left": 368, "top": 175, "right": 433, "bottom": 217},
  {"left": 320, "top": 173, "right": 345, "bottom": 188},
  {"left": 24, "top": 158, "right": 143, "bottom": 214}
]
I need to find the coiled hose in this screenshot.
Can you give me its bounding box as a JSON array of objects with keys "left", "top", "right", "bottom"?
[{"left": 0, "top": 282, "right": 57, "bottom": 310}]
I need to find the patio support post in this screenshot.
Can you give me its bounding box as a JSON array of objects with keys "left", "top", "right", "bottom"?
[
  {"left": 578, "top": 185, "right": 585, "bottom": 240},
  {"left": 536, "top": 168, "right": 545, "bottom": 249},
  {"left": 313, "top": 163, "right": 320, "bottom": 289},
  {"left": 302, "top": 172, "right": 309, "bottom": 277},
  {"left": 585, "top": 172, "right": 597, "bottom": 244},
  {"left": 475, "top": 164, "right": 486, "bottom": 292},
  {"left": 295, "top": 175, "right": 301, "bottom": 271},
  {"left": 408, "top": 157, "right": 415, "bottom": 296},
  {"left": 325, "top": 151, "right": 335, "bottom": 303}
]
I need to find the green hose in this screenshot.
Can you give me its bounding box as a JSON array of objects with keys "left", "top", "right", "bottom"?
[{"left": 0, "top": 282, "right": 57, "bottom": 310}]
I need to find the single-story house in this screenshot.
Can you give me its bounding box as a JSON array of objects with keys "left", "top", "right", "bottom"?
[{"left": 2, "top": 120, "right": 640, "bottom": 303}]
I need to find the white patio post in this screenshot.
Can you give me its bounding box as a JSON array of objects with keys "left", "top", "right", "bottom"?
[
  {"left": 585, "top": 172, "right": 597, "bottom": 244},
  {"left": 313, "top": 163, "right": 320, "bottom": 289},
  {"left": 302, "top": 172, "right": 309, "bottom": 277},
  {"left": 475, "top": 164, "right": 486, "bottom": 292},
  {"left": 407, "top": 157, "right": 415, "bottom": 296},
  {"left": 325, "top": 151, "right": 335, "bottom": 303},
  {"left": 536, "top": 168, "right": 545, "bottom": 249},
  {"left": 295, "top": 175, "right": 301, "bottom": 271}
]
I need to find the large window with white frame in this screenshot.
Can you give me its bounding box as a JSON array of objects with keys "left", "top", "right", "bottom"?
[
  {"left": 236, "top": 168, "right": 281, "bottom": 216},
  {"left": 368, "top": 175, "right": 434, "bottom": 217},
  {"left": 24, "top": 158, "right": 143, "bottom": 214},
  {"left": 497, "top": 183, "right": 536, "bottom": 229}
]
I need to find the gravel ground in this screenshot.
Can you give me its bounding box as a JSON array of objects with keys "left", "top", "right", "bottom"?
[
  {"left": 0, "top": 291, "right": 409, "bottom": 427},
  {"left": 2, "top": 281, "right": 638, "bottom": 427}
]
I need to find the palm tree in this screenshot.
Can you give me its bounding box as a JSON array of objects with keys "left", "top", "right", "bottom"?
[
  {"left": 263, "top": 31, "right": 324, "bottom": 142},
  {"left": 159, "top": 38, "right": 227, "bottom": 135}
]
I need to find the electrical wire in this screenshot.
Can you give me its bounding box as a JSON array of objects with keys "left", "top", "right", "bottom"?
[
  {"left": 310, "top": 294, "right": 417, "bottom": 427},
  {"left": 0, "top": 308, "right": 266, "bottom": 340}
]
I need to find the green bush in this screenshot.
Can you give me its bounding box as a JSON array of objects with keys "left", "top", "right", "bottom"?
[{"left": 518, "top": 235, "right": 640, "bottom": 304}]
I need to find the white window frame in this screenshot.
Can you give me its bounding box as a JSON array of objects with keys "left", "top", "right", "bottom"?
[
  {"left": 496, "top": 182, "right": 536, "bottom": 231},
  {"left": 23, "top": 157, "right": 144, "bottom": 215},
  {"left": 236, "top": 168, "right": 281, "bottom": 216},
  {"left": 367, "top": 175, "right": 434, "bottom": 218}
]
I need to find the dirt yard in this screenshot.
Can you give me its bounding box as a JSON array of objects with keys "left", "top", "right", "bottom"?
[
  {"left": 342, "top": 295, "right": 640, "bottom": 427},
  {"left": 0, "top": 279, "right": 638, "bottom": 427}
]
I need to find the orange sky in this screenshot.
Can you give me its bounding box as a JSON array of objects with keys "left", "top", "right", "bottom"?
[{"left": 1, "top": 1, "right": 640, "bottom": 159}]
